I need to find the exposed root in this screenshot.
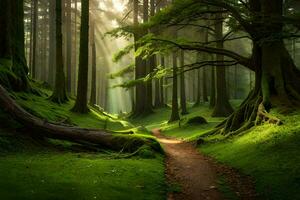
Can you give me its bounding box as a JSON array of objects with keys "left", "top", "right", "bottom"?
[
  {"left": 198, "top": 92, "right": 285, "bottom": 143},
  {"left": 256, "top": 103, "right": 282, "bottom": 125}
]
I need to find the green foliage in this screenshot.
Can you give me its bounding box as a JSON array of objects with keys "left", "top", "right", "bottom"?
[
  {"left": 112, "top": 43, "right": 135, "bottom": 62},
  {"left": 112, "top": 64, "right": 170, "bottom": 89},
  {"left": 108, "top": 63, "right": 135, "bottom": 79}
]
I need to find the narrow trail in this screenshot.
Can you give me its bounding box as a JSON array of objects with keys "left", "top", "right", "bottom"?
[{"left": 152, "top": 128, "right": 257, "bottom": 200}]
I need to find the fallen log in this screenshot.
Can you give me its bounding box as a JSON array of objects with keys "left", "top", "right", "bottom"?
[{"left": 0, "top": 85, "right": 160, "bottom": 152}]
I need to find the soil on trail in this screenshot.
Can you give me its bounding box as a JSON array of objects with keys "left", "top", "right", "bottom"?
[{"left": 152, "top": 128, "right": 257, "bottom": 200}]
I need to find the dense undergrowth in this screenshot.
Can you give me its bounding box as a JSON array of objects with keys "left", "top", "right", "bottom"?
[
  {"left": 0, "top": 84, "right": 166, "bottom": 200},
  {"left": 139, "top": 102, "right": 300, "bottom": 200}
]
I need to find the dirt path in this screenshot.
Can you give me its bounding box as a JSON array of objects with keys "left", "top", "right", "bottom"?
[{"left": 152, "top": 128, "right": 257, "bottom": 200}]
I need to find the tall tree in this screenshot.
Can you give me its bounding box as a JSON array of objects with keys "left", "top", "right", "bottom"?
[
  {"left": 31, "top": 0, "right": 38, "bottom": 79},
  {"left": 209, "top": 66, "right": 216, "bottom": 108},
  {"left": 66, "top": 0, "right": 72, "bottom": 93},
  {"left": 160, "top": 56, "right": 165, "bottom": 107},
  {"left": 89, "top": 19, "right": 97, "bottom": 106},
  {"left": 169, "top": 51, "right": 180, "bottom": 122},
  {"left": 180, "top": 51, "right": 188, "bottom": 115},
  {"left": 202, "top": 67, "right": 208, "bottom": 102},
  {"left": 49, "top": 0, "right": 68, "bottom": 103},
  {"left": 144, "top": 0, "right": 154, "bottom": 113},
  {"left": 48, "top": 0, "right": 56, "bottom": 86},
  {"left": 72, "top": 0, "right": 90, "bottom": 113},
  {"left": 211, "top": 14, "right": 233, "bottom": 117},
  {"left": 132, "top": 0, "right": 152, "bottom": 117},
  {"left": 0, "top": 0, "right": 29, "bottom": 90}
]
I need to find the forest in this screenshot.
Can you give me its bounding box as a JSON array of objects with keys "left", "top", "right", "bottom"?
[{"left": 0, "top": 0, "right": 300, "bottom": 199}]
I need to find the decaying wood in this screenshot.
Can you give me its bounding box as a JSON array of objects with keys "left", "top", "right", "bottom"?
[{"left": 0, "top": 85, "right": 151, "bottom": 152}]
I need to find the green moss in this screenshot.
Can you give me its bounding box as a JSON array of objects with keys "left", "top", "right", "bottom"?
[
  {"left": 0, "top": 151, "right": 166, "bottom": 200},
  {"left": 130, "top": 102, "right": 225, "bottom": 141},
  {"left": 13, "top": 90, "right": 130, "bottom": 131},
  {"left": 200, "top": 110, "right": 300, "bottom": 200},
  {"left": 217, "top": 176, "right": 239, "bottom": 200}
]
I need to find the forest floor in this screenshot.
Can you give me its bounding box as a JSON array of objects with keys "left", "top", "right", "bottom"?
[
  {"left": 1, "top": 86, "right": 300, "bottom": 200},
  {"left": 132, "top": 101, "right": 300, "bottom": 200},
  {"left": 0, "top": 86, "right": 166, "bottom": 200},
  {"left": 152, "top": 128, "right": 256, "bottom": 200}
]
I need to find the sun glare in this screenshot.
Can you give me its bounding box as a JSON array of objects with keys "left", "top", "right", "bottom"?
[{"left": 113, "top": 0, "right": 126, "bottom": 13}]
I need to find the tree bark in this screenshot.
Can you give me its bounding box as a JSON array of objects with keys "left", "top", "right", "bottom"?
[
  {"left": 180, "top": 51, "right": 188, "bottom": 115},
  {"left": 209, "top": 66, "right": 216, "bottom": 108},
  {"left": 132, "top": 0, "right": 152, "bottom": 117},
  {"left": 169, "top": 51, "right": 180, "bottom": 122},
  {"left": 201, "top": 0, "right": 300, "bottom": 137},
  {"left": 66, "top": 0, "right": 72, "bottom": 94},
  {"left": 49, "top": 0, "right": 68, "bottom": 104},
  {"left": 211, "top": 14, "right": 233, "bottom": 117},
  {"left": 72, "top": 0, "right": 90, "bottom": 113},
  {"left": 0, "top": 0, "right": 29, "bottom": 91},
  {"left": 89, "top": 20, "right": 97, "bottom": 106},
  {"left": 48, "top": 0, "right": 56, "bottom": 87},
  {"left": 31, "top": 0, "right": 38, "bottom": 79},
  {"left": 202, "top": 67, "right": 208, "bottom": 102}
]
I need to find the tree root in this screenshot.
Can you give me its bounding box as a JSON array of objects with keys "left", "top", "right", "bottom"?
[
  {"left": 255, "top": 103, "right": 282, "bottom": 125},
  {"left": 197, "top": 93, "right": 283, "bottom": 143}
]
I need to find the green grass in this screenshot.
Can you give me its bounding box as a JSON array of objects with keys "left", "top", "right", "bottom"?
[
  {"left": 200, "top": 110, "right": 300, "bottom": 200},
  {"left": 217, "top": 176, "right": 239, "bottom": 200},
  {"left": 0, "top": 85, "right": 166, "bottom": 200},
  {"left": 0, "top": 149, "right": 165, "bottom": 200},
  {"left": 0, "top": 131, "right": 166, "bottom": 200},
  {"left": 130, "top": 102, "right": 224, "bottom": 140},
  {"left": 130, "top": 100, "right": 242, "bottom": 141}
]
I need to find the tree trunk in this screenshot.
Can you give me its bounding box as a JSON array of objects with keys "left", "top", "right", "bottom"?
[
  {"left": 209, "top": 66, "right": 216, "bottom": 108},
  {"left": 144, "top": 0, "right": 154, "bottom": 113},
  {"left": 0, "top": 0, "right": 29, "bottom": 91},
  {"left": 180, "top": 51, "right": 188, "bottom": 115},
  {"left": 211, "top": 15, "right": 233, "bottom": 117},
  {"left": 131, "top": 0, "right": 152, "bottom": 117},
  {"left": 74, "top": 0, "right": 78, "bottom": 94},
  {"left": 66, "top": 0, "right": 72, "bottom": 94},
  {"left": 0, "top": 85, "right": 159, "bottom": 152},
  {"left": 89, "top": 20, "right": 97, "bottom": 106},
  {"left": 169, "top": 51, "right": 180, "bottom": 122},
  {"left": 31, "top": 0, "right": 38, "bottom": 79},
  {"left": 201, "top": 0, "right": 300, "bottom": 138},
  {"left": 194, "top": 68, "right": 201, "bottom": 106},
  {"left": 202, "top": 67, "right": 208, "bottom": 102},
  {"left": 154, "top": 76, "right": 161, "bottom": 108},
  {"left": 160, "top": 56, "right": 165, "bottom": 107},
  {"left": 49, "top": 0, "right": 68, "bottom": 104},
  {"left": 72, "top": 0, "right": 89, "bottom": 113},
  {"left": 48, "top": 0, "right": 56, "bottom": 87}
]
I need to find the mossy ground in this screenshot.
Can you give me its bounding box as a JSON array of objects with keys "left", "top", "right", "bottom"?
[
  {"left": 0, "top": 85, "right": 166, "bottom": 200},
  {"left": 132, "top": 101, "right": 300, "bottom": 200},
  {"left": 200, "top": 110, "right": 300, "bottom": 200},
  {"left": 0, "top": 142, "right": 165, "bottom": 200},
  {"left": 12, "top": 88, "right": 132, "bottom": 131}
]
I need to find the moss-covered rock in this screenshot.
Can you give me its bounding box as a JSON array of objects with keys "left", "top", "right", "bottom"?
[{"left": 186, "top": 116, "right": 208, "bottom": 125}]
